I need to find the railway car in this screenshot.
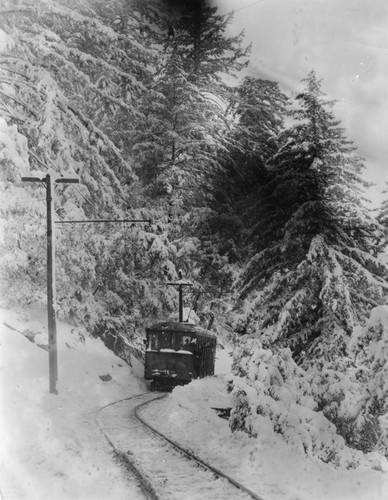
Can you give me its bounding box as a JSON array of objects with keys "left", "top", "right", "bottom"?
[{"left": 144, "top": 322, "right": 217, "bottom": 390}]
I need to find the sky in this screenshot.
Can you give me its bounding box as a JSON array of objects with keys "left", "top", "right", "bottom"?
[{"left": 215, "top": 0, "right": 388, "bottom": 207}]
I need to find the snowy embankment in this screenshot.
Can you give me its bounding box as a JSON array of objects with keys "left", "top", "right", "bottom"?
[
  {"left": 1, "top": 307, "right": 387, "bottom": 500},
  {"left": 0, "top": 308, "right": 146, "bottom": 500}
]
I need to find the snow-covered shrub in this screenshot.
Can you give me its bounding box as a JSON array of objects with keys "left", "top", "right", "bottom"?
[
  {"left": 229, "top": 336, "right": 371, "bottom": 468},
  {"left": 304, "top": 307, "right": 388, "bottom": 460},
  {"left": 305, "top": 352, "right": 369, "bottom": 452},
  {"left": 347, "top": 306, "right": 388, "bottom": 456}
]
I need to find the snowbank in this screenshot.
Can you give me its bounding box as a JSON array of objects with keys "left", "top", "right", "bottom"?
[
  {"left": 0, "top": 307, "right": 145, "bottom": 500},
  {"left": 141, "top": 376, "right": 388, "bottom": 500},
  {"left": 1, "top": 306, "right": 387, "bottom": 500}
]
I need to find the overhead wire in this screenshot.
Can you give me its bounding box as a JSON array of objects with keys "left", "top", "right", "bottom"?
[
  {"left": 232, "top": 0, "right": 266, "bottom": 14},
  {"left": 220, "top": 0, "right": 267, "bottom": 17}
]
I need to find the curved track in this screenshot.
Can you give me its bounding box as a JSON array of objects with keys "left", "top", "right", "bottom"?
[{"left": 96, "top": 392, "right": 265, "bottom": 500}]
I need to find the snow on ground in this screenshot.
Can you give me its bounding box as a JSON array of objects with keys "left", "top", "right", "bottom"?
[
  {"left": 142, "top": 377, "right": 388, "bottom": 500},
  {"left": 0, "top": 307, "right": 146, "bottom": 500},
  {"left": 0, "top": 307, "right": 388, "bottom": 500}
]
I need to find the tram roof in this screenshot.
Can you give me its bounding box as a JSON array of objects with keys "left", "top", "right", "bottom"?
[{"left": 146, "top": 321, "right": 217, "bottom": 339}]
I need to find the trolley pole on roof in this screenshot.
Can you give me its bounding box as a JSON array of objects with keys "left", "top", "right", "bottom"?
[
  {"left": 167, "top": 272, "right": 193, "bottom": 322},
  {"left": 22, "top": 171, "right": 79, "bottom": 395}
]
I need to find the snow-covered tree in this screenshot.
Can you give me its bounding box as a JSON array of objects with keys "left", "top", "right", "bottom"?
[
  {"left": 211, "top": 76, "right": 288, "bottom": 247},
  {"left": 230, "top": 76, "right": 287, "bottom": 166},
  {"left": 229, "top": 71, "right": 388, "bottom": 464},
  {"left": 229, "top": 304, "right": 388, "bottom": 464},
  {"left": 178, "top": 0, "right": 249, "bottom": 88},
  {"left": 131, "top": 0, "right": 248, "bottom": 207},
  {"left": 236, "top": 70, "right": 387, "bottom": 363},
  {"left": 0, "top": 0, "right": 170, "bottom": 344},
  {"left": 127, "top": 0, "right": 251, "bottom": 335},
  {"left": 378, "top": 185, "right": 388, "bottom": 228},
  {"left": 347, "top": 306, "right": 388, "bottom": 456},
  {"left": 228, "top": 334, "right": 386, "bottom": 468},
  {"left": 133, "top": 45, "right": 234, "bottom": 213},
  {"left": 176, "top": 77, "right": 289, "bottom": 333},
  {"left": 0, "top": 0, "right": 146, "bottom": 186},
  {"left": 376, "top": 184, "right": 388, "bottom": 274}
]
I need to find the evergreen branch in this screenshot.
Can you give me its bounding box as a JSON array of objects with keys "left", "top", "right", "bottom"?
[
  {"left": 334, "top": 248, "right": 388, "bottom": 286},
  {"left": 0, "top": 76, "right": 43, "bottom": 103},
  {"left": 0, "top": 96, "right": 19, "bottom": 119},
  {"left": 0, "top": 63, "right": 30, "bottom": 80},
  {"left": 62, "top": 100, "right": 132, "bottom": 176},
  {"left": 0, "top": 88, "right": 37, "bottom": 118},
  {"left": 0, "top": 9, "right": 33, "bottom": 15},
  {"left": 34, "top": 37, "right": 146, "bottom": 93},
  {"left": 349, "top": 289, "right": 383, "bottom": 309},
  {"left": 23, "top": 46, "right": 142, "bottom": 116},
  {"left": 26, "top": 148, "right": 51, "bottom": 171}
]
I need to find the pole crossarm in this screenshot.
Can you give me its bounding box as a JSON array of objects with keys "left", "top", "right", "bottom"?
[
  {"left": 166, "top": 281, "right": 193, "bottom": 287},
  {"left": 21, "top": 176, "right": 44, "bottom": 182},
  {"left": 55, "top": 177, "right": 80, "bottom": 184},
  {"left": 22, "top": 174, "right": 80, "bottom": 184}
]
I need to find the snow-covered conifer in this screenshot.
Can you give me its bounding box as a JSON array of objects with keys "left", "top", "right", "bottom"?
[
  {"left": 229, "top": 71, "right": 388, "bottom": 464},
  {"left": 0, "top": 0, "right": 164, "bottom": 337},
  {"left": 178, "top": 0, "right": 249, "bottom": 88},
  {"left": 237, "top": 70, "right": 387, "bottom": 362}
]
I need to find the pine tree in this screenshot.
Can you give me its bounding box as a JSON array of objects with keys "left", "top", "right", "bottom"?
[
  {"left": 131, "top": 0, "right": 249, "bottom": 205},
  {"left": 187, "top": 77, "right": 289, "bottom": 333},
  {"left": 236, "top": 70, "right": 387, "bottom": 364},
  {"left": 212, "top": 76, "right": 288, "bottom": 233},
  {"left": 228, "top": 73, "right": 388, "bottom": 463},
  {"left": 129, "top": 0, "right": 250, "bottom": 333},
  {"left": 178, "top": 0, "right": 249, "bottom": 88},
  {"left": 132, "top": 42, "right": 228, "bottom": 210}
]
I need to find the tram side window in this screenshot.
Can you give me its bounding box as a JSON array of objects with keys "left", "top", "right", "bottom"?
[
  {"left": 160, "top": 331, "right": 171, "bottom": 349},
  {"left": 170, "top": 332, "right": 179, "bottom": 351},
  {"left": 180, "top": 336, "right": 192, "bottom": 351},
  {"left": 148, "top": 333, "right": 159, "bottom": 350}
]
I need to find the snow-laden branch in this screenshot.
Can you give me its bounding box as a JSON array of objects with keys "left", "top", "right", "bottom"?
[{"left": 0, "top": 87, "right": 37, "bottom": 118}]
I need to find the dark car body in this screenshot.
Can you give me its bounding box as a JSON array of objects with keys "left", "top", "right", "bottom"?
[{"left": 144, "top": 322, "right": 217, "bottom": 390}]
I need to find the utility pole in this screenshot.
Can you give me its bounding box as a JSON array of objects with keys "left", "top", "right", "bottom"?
[
  {"left": 22, "top": 171, "right": 79, "bottom": 394},
  {"left": 22, "top": 171, "right": 150, "bottom": 394}
]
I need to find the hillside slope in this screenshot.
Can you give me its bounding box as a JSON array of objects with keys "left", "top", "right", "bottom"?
[
  {"left": 0, "top": 307, "right": 146, "bottom": 500},
  {"left": 0, "top": 307, "right": 387, "bottom": 500}
]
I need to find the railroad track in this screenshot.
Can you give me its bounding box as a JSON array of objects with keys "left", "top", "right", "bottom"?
[{"left": 96, "top": 392, "right": 265, "bottom": 500}]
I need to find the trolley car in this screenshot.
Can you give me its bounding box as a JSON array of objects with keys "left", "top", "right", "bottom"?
[{"left": 144, "top": 322, "right": 217, "bottom": 390}]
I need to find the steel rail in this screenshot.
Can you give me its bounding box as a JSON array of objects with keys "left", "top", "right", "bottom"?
[
  {"left": 95, "top": 392, "right": 164, "bottom": 500},
  {"left": 96, "top": 391, "right": 266, "bottom": 500},
  {"left": 134, "top": 397, "right": 265, "bottom": 500}
]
